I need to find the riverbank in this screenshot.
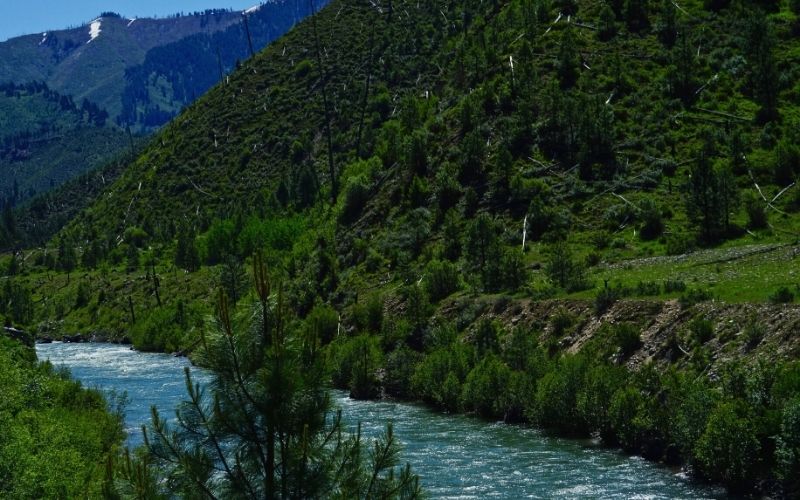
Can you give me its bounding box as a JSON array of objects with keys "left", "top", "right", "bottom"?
[
  {"left": 0, "top": 338, "right": 123, "bottom": 498},
  {"left": 36, "top": 341, "right": 725, "bottom": 498}
]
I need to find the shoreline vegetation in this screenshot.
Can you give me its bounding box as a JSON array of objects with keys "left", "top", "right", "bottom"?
[{"left": 5, "top": 284, "right": 799, "bottom": 497}]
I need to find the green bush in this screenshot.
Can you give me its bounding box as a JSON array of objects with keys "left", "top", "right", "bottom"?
[
  {"left": 350, "top": 294, "right": 383, "bottom": 334},
  {"left": 638, "top": 198, "right": 664, "bottom": 240},
  {"left": 694, "top": 402, "right": 761, "bottom": 488},
  {"left": 545, "top": 241, "right": 589, "bottom": 292},
  {"left": 0, "top": 341, "right": 123, "bottom": 498},
  {"left": 411, "top": 344, "right": 474, "bottom": 412},
  {"left": 306, "top": 304, "right": 339, "bottom": 344},
  {"left": 328, "top": 335, "right": 383, "bottom": 399},
  {"left": 74, "top": 281, "right": 91, "bottom": 309},
  {"left": 689, "top": 317, "right": 715, "bottom": 344},
  {"left": 777, "top": 398, "right": 800, "bottom": 494},
  {"left": 461, "top": 354, "right": 513, "bottom": 418},
  {"left": 770, "top": 286, "right": 795, "bottom": 304},
  {"left": 594, "top": 285, "right": 620, "bottom": 315},
  {"left": 338, "top": 174, "right": 371, "bottom": 224},
  {"left": 202, "top": 218, "right": 237, "bottom": 265},
  {"left": 665, "top": 233, "right": 693, "bottom": 255},
  {"left": 613, "top": 323, "right": 642, "bottom": 358},
  {"left": 743, "top": 316, "right": 766, "bottom": 348},
  {"left": 679, "top": 288, "right": 713, "bottom": 307},
  {"left": 237, "top": 215, "right": 305, "bottom": 257},
  {"left": 384, "top": 346, "right": 423, "bottom": 398},
  {"left": 576, "top": 364, "right": 626, "bottom": 442},
  {"left": 529, "top": 355, "right": 589, "bottom": 434},
  {"left": 744, "top": 192, "right": 768, "bottom": 229},
  {"left": 129, "top": 302, "right": 199, "bottom": 352},
  {"left": 635, "top": 281, "right": 661, "bottom": 296},
  {"left": 474, "top": 317, "right": 500, "bottom": 355},
  {"left": 609, "top": 386, "right": 646, "bottom": 452},
  {"left": 423, "top": 259, "right": 461, "bottom": 302},
  {"left": 551, "top": 307, "right": 575, "bottom": 337},
  {"left": 294, "top": 59, "right": 313, "bottom": 78},
  {"left": 663, "top": 279, "right": 687, "bottom": 293}
]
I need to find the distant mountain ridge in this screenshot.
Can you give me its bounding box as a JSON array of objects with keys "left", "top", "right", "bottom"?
[
  {"left": 0, "top": 9, "right": 243, "bottom": 124},
  {"left": 0, "top": 1, "right": 326, "bottom": 130},
  {"left": 0, "top": 1, "right": 325, "bottom": 207}
]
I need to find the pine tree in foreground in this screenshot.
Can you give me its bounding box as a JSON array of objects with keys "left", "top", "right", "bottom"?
[{"left": 108, "top": 254, "right": 423, "bottom": 499}]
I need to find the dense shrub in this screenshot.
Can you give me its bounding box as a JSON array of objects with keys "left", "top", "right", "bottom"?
[
  {"left": 576, "top": 364, "right": 626, "bottom": 442},
  {"left": 423, "top": 259, "right": 461, "bottom": 302},
  {"left": 328, "top": 335, "right": 383, "bottom": 399},
  {"left": 411, "top": 343, "right": 474, "bottom": 412},
  {"left": 777, "top": 398, "right": 800, "bottom": 495},
  {"left": 545, "top": 241, "right": 589, "bottom": 292},
  {"left": 384, "top": 346, "right": 423, "bottom": 398},
  {"left": 770, "top": 286, "right": 795, "bottom": 304},
  {"left": 609, "top": 386, "right": 647, "bottom": 452},
  {"left": 461, "top": 354, "right": 513, "bottom": 418},
  {"left": 694, "top": 402, "right": 761, "bottom": 489},
  {"left": 338, "top": 175, "right": 372, "bottom": 224},
  {"left": 638, "top": 198, "right": 664, "bottom": 240},
  {"left": 744, "top": 192, "right": 768, "bottom": 229},
  {"left": 528, "top": 355, "right": 589, "bottom": 434},
  {"left": 306, "top": 304, "right": 340, "bottom": 344},
  {"left": 613, "top": 323, "right": 642, "bottom": 358},
  {"left": 550, "top": 307, "right": 575, "bottom": 337},
  {"left": 129, "top": 301, "right": 200, "bottom": 352},
  {"left": 689, "top": 317, "right": 715, "bottom": 344},
  {"left": 0, "top": 339, "right": 123, "bottom": 498}
]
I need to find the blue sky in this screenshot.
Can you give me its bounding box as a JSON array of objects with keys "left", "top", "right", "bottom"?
[{"left": 0, "top": 1, "right": 260, "bottom": 41}]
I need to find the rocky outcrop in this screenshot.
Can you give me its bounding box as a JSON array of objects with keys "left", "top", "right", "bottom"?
[{"left": 438, "top": 296, "right": 800, "bottom": 372}]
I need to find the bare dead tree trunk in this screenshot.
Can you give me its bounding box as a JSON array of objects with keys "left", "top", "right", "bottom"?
[
  {"left": 356, "top": 23, "right": 377, "bottom": 158},
  {"left": 151, "top": 261, "right": 161, "bottom": 307},
  {"left": 126, "top": 125, "right": 135, "bottom": 160},
  {"left": 309, "top": 0, "right": 338, "bottom": 202},
  {"left": 128, "top": 296, "right": 136, "bottom": 324},
  {"left": 215, "top": 45, "right": 224, "bottom": 82},
  {"left": 242, "top": 14, "right": 255, "bottom": 58}
]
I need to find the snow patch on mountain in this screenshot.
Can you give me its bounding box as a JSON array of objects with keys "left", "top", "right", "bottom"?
[
  {"left": 87, "top": 19, "right": 101, "bottom": 44},
  {"left": 243, "top": 3, "right": 263, "bottom": 15},
  {"left": 39, "top": 33, "right": 47, "bottom": 45}
]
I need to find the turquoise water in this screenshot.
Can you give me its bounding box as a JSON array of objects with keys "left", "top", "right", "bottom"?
[{"left": 36, "top": 342, "right": 725, "bottom": 499}]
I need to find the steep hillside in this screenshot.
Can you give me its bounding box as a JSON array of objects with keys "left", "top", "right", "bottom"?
[
  {"left": 8, "top": 0, "right": 800, "bottom": 495},
  {"left": 63, "top": 0, "right": 800, "bottom": 302},
  {"left": 118, "top": 0, "right": 329, "bottom": 128}
]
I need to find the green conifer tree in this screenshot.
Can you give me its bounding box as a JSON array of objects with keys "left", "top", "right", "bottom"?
[{"left": 111, "top": 255, "right": 422, "bottom": 498}]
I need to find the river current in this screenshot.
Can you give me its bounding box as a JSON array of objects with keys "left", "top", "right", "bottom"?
[{"left": 36, "top": 342, "right": 725, "bottom": 499}]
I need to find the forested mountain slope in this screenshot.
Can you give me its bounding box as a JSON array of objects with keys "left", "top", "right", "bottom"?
[
  {"left": 62, "top": 0, "right": 799, "bottom": 300},
  {"left": 0, "top": 81, "right": 129, "bottom": 207},
  {"left": 5, "top": 0, "right": 800, "bottom": 495}
]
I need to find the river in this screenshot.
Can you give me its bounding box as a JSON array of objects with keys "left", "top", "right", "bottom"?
[{"left": 36, "top": 342, "right": 725, "bottom": 499}]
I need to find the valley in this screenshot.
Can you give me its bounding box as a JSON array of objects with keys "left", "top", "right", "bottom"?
[{"left": 2, "top": 0, "right": 800, "bottom": 497}]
